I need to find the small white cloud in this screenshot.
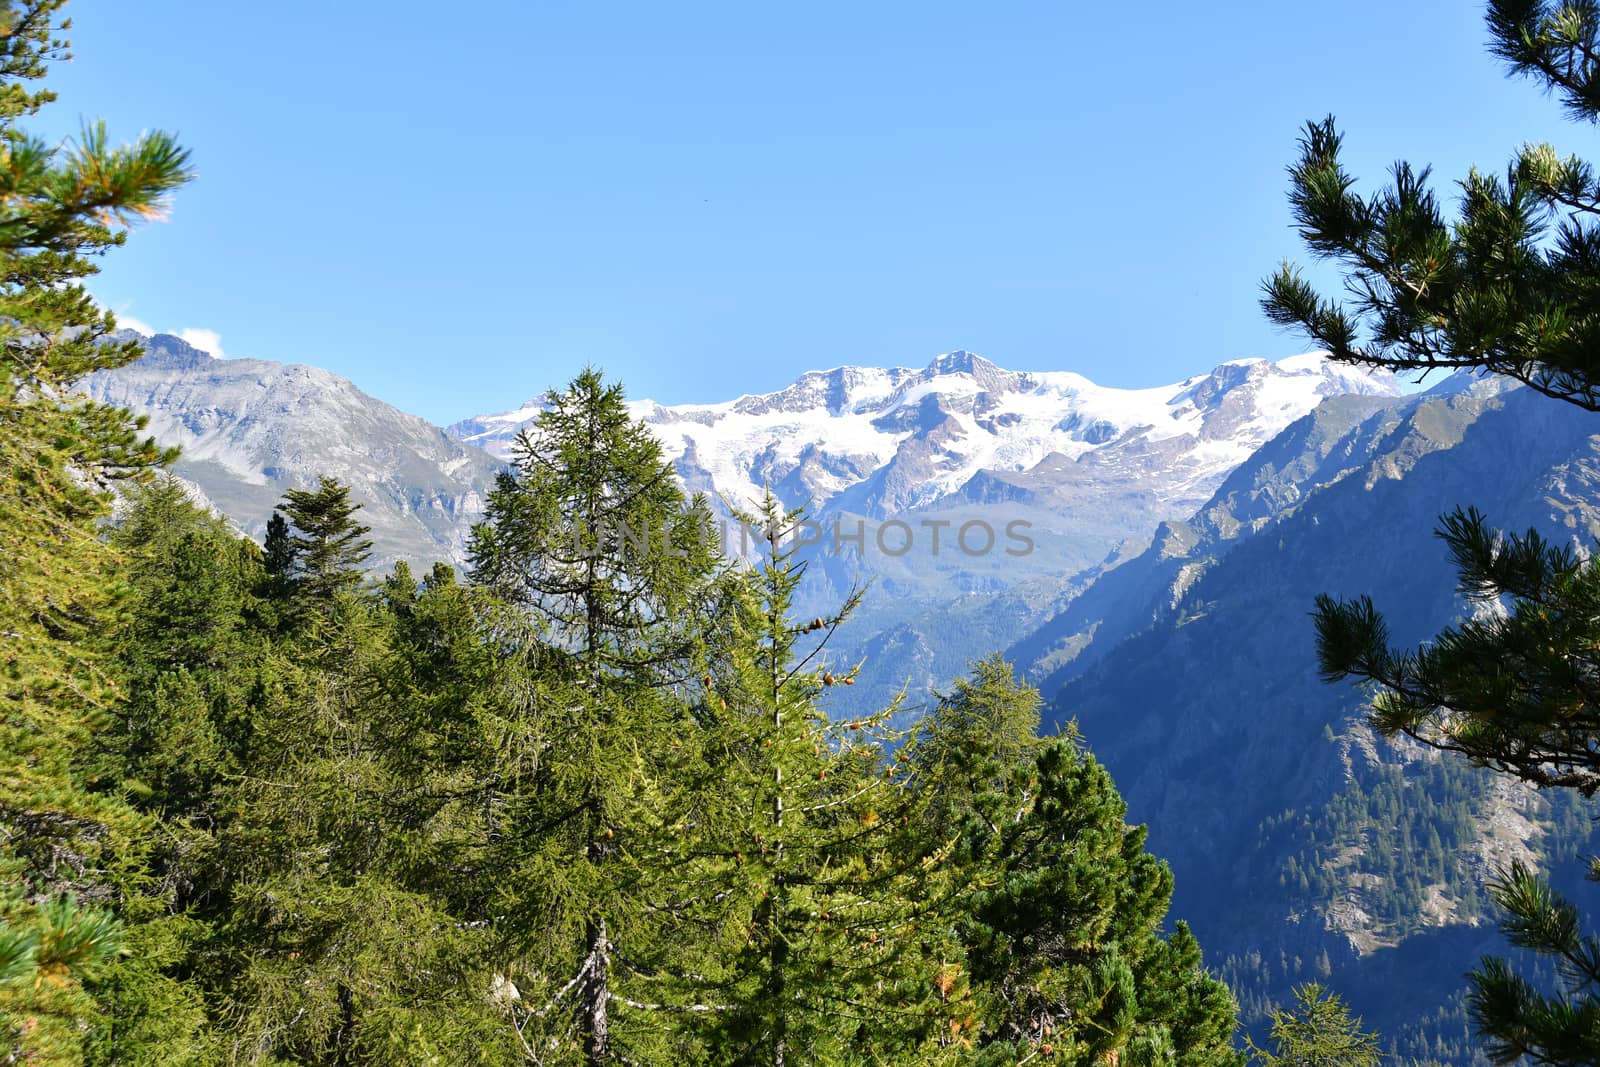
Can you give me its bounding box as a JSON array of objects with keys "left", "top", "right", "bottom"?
[
  {"left": 114, "top": 314, "right": 155, "bottom": 336},
  {"left": 178, "top": 327, "right": 226, "bottom": 360}
]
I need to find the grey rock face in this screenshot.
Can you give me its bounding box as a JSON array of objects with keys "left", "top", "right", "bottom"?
[{"left": 82, "top": 333, "right": 505, "bottom": 570}]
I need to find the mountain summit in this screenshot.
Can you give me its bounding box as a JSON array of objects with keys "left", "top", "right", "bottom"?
[{"left": 452, "top": 350, "right": 1400, "bottom": 526}]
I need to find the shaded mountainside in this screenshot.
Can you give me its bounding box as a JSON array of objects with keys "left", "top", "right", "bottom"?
[
  {"left": 82, "top": 333, "right": 504, "bottom": 570},
  {"left": 1011, "top": 376, "right": 1600, "bottom": 1059}
]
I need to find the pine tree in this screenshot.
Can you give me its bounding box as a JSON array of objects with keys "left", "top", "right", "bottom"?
[
  {"left": 0, "top": 0, "right": 191, "bottom": 1059},
  {"left": 87, "top": 478, "right": 261, "bottom": 1062},
  {"left": 1467, "top": 862, "right": 1600, "bottom": 1065},
  {"left": 1261, "top": 1, "right": 1600, "bottom": 411},
  {"left": 911, "top": 659, "right": 1238, "bottom": 1065},
  {"left": 205, "top": 564, "right": 506, "bottom": 1064},
  {"left": 1271, "top": 4, "right": 1600, "bottom": 1061}
]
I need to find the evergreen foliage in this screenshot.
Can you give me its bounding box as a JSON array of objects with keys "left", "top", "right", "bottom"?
[
  {"left": 1316, "top": 508, "right": 1600, "bottom": 796},
  {"left": 274, "top": 477, "right": 374, "bottom": 610},
  {"left": 664, "top": 496, "right": 947, "bottom": 1064},
  {"left": 0, "top": 0, "right": 191, "bottom": 1059},
  {"left": 468, "top": 368, "right": 727, "bottom": 1064},
  {"left": 1246, "top": 983, "right": 1381, "bottom": 1067},
  {"left": 912, "top": 658, "right": 1239, "bottom": 1065},
  {"left": 1468, "top": 863, "right": 1600, "bottom": 1065},
  {"left": 1261, "top": 0, "right": 1600, "bottom": 411},
  {"left": 1273, "top": 4, "right": 1600, "bottom": 1063}
]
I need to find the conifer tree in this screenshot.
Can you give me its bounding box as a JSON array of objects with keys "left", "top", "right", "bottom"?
[
  {"left": 659, "top": 497, "right": 950, "bottom": 1065},
  {"left": 1245, "top": 983, "right": 1380, "bottom": 1067},
  {"left": 275, "top": 477, "right": 374, "bottom": 607},
  {"left": 1271, "top": 4, "right": 1600, "bottom": 1062},
  {"left": 205, "top": 564, "right": 506, "bottom": 1064},
  {"left": 911, "top": 659, "right": 1238, "bottom": 1065},
  {"left": 1467, "top": 862, "right": 1600, "bottom": 1065},
  {"left": 261, "top": 510, "right": 297, "bottom": 601},
  {"left": 0, "top": 0, "right": 191, "bottom": 1058},
  {"left": 1261, "top": 1, "right": 1600, "bottom": 411},
  {"left": 469, "top": 368, "right": 724, "bottom": 1064}
]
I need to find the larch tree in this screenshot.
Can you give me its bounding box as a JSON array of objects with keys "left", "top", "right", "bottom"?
[
  {"left": 1245, "top": 983, "right": 1380, "bottom": 1067},
  {"left": 662, "top": 496, "right": 953, "bottom": 1066},
  {"left": 0, "top": 0, "right": 191, "bottom": 1059},
  {"left": 468, "top": 368, "right": 726, "bottom": 1065}
]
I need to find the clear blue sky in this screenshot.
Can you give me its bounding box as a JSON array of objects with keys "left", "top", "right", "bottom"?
[{"left": 45, "top": 1, "right": 1584, "bottom": 423}]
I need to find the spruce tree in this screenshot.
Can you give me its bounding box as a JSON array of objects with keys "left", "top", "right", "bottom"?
[
  {"left": 275, "top": 477, "right": 374, "bottom": 607},
  {"left": 0, "top": 0, "right": 191, "bottom": 1059},
  {"left": 261, "top": 510, "right": 297, "bottom": 602}
]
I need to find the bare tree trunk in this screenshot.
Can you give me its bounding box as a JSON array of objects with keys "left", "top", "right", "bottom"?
[{"left": 584, "top": 918, "right": 610, "bottom": 1065}]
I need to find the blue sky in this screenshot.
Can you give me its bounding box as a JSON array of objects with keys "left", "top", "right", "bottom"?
[{"left": 47, "top": 1, "right": 1584, "bottom": 423}]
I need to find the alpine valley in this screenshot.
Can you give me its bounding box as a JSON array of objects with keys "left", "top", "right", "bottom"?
[{"left": 87, "top": 332, "right": 1592, "bottom": 1060}]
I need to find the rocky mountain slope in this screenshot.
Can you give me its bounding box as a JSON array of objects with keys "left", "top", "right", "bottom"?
[
  {"left": 1009, "top": 375, "right": 1600, "bottom": 1057},
  {"left": 82, "top": 333, "right": 502, "bottom": 570}
]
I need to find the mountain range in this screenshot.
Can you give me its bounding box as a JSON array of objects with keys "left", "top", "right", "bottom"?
[
  {"left": 85, "top": 331, "right": 1587, "bottom": 1060},
  {"left": 454, "top": 349, "right": 1401, "bottom": 716}
]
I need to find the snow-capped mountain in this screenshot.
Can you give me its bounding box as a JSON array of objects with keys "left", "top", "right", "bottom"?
[
  {"left": 1007, "top": 374, "right": 1600, "bottom": 1054},
  {"left": 453, "top": 350, "right": 1400, "bottom": 716},
  {"left": 454, "top": 349, "right": 1399, "bottom": 568},
  {"left": 83, "top": 333, "right": 502, "bottom": 569}
]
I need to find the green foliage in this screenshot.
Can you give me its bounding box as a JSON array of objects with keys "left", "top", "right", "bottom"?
[
  {"left": 913, "top": 657, "right": 1239, "bottom": 1066},
  {"left": 0, "top": 896, "right": 121, "bottom": 1061},
  {"left": 468, "top": 369, "right": 727, "bottom": 1064},
  {"left": 656, "top": 496, "right": 946, "bottom": 1064},
  {"left": 3, "top": 333, "right": 1245, "bottom": 1063},
  {"left": 273, "top": 476, "right": 374, "bottom": 611},
  {"left": 1246, "top": 982, "right": 1381, "bottom": 1067},
  {"left": 1316, "top": 507, "right": 1600, "bottom": 795},
  {"left": 1276, "top": 6, "right": 1600, "bottom": 1063},
  {"left": 470, "top": 367, "right": 721, "bottom": 685},
  {"left": 1468, "top": 863, "right": 1600, "bottom": 1065},
  {"left": 1260, "top": 0, "right": 1600, "bottom": 411},
  {"left": 0, "top": 0, "right": 191, "bottom": 1060}
]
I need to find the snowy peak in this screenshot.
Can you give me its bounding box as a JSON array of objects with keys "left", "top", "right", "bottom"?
[{"left": 450, "top": 350, "right": 1401, "bottom": 523}]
